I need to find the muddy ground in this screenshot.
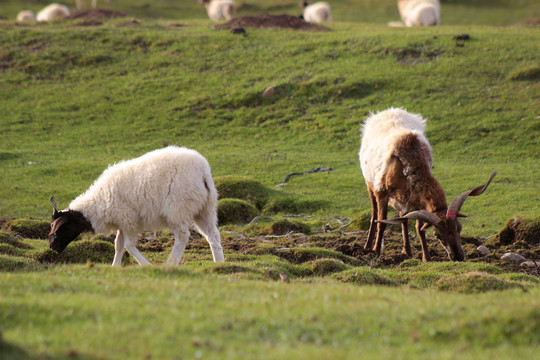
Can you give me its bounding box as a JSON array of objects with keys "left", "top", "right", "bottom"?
[{"left": 214, "top": 14, "right": 330, "bottom": 31}]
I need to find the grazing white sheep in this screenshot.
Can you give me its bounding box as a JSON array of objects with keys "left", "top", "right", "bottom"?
[
  {"left": 17, "top": 10, "right": 36, "bottom": 21},
  {"left": 198, "top": 0, "right": 235, "bottom": 22},
  {"left": 359, "top": 108, "right": 496, "bottom": 262},
  {"left": 300, "top": 1, "right": 332, "bottom": 23},
  {"left": 49, "top": 146, "right": 225, "bottom": 266},
  {"left": 74, "top": 0, "right": 111, "bottom": 10},
  {"left": 389, "top": 0, "right": 440, "bottom": 27},
  {"left": 36, "top": 3, "right": 71, "bottom": 21}
]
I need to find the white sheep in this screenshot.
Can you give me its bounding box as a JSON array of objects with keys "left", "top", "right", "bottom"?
[
  {"left": 198, "top": 0, "right": 235, "bottom": 22},
  {"left": 36, "top": 3, "right": 71, "bottom": 22},
  {"left": 49, "top": 146, "right": 225, "bottom": 266},
  {"left": 300, "top": 1, "right": 332, "bottom": 23},
  {"left": 359, "top": 108, "right": 496, "bottom": 261},
  {"left": 74, "top": 0, "right": 111, "bottom": 10},
  {"left": 389, "top": 0, "right": 440, "bottom": 27},
  {"left": 17, "top": 10, "right": 36, "bottom": 21}
]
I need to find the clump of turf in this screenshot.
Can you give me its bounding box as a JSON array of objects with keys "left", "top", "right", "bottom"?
[
  {"left": 507, "top": 65, "right": 540, "bottom": 81},
  {"left": 0, "top": 255, "right": 43, "bottom": 272},
  {"left": 274, "top": 247, "right": 362, "bottom": 266},
  {"left": 2, "top": 218, "right": 50, "bottom": 239},
  {"left": 262, "top": 197, "right": 324, "bottom": 215},
  {"left": 435, "top": 271, "right": 526, "bottom": 293},
  {"left": 310, "top": 258, "right": 350, "bottom": 276},
  {"left": 34, "top": 240, "right": 114, "bottom": 264},
  {"left": 269, "top": 219, "right": 310, "bottom": 235},
  {"left": 489, "top": 216, "right": 540, "bottom": 246},
  {"left": 214, "top": 176, "right": 271, "bottom": 209},
  {"left": 332, "top": 267, "right": 398, "bottom": 286},
  {"left": 349, "top": 209, "right": 372, "bottom": 231},
  {"left": 0, "top": 231, "right": 32, "bottom": 249},
  {"left": 218, "top": 198, "right": 260, "bottom": 225}
]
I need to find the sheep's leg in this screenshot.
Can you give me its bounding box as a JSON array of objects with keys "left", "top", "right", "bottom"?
[
  {"left": 364, "top": 186, "right": 378, "bottom": 251},
  {"left": 167, "top": 228, "right": 190, "bottom": 266},
  {"left": 112, "top": 229, "right": 125, "bottom": 266},
  {"left": 123, "top": 232, "right": 151, "bottom": 265},
  {"left": 400, "top": 214, "right": 412, "bottom": 256},
  {"left": 195, "top": 213, "right": 224, "bottom": 262},
  {"left": 416, "top": 220, "right": 431, "bottom": 262},
  {"left": 373, "top": 198, "right": 388, "bottom": 256}
]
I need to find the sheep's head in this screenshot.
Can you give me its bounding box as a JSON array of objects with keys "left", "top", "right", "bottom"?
[
  {"left": 49, "top": 196, "right": 92, "bottom": 253},
  {"left": 377, "top": 171, "right": 496, "bottom": 261}
]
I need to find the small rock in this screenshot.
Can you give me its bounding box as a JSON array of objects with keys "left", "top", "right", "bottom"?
[
  {"left": 262, "top": 86, "right": 275, "bottom": 98},
  {"left": 520, "top": 261, "right": 538, "bottom": 268},
  {"left": 477, "top": 245, "right": 490, "bottom": 255},
  {"left": 500, "top": 252, "right": 526, "bottom": 263}
]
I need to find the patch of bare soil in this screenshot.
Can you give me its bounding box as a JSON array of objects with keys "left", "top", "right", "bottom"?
[
  {"left": 65, "top": 8, "right": 128, "bottom": 20},
  {"left": 214, "top": 14, "right": 330, "bottom": 31}
]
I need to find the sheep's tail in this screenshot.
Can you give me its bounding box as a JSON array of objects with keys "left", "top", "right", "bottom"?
[{"left": 201, "top": 170, "right": 219, "bottom": 221}]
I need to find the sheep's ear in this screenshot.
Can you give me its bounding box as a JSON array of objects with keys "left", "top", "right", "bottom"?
[{"left": 50, "top": 196, "right": 58, "bottom": 215}]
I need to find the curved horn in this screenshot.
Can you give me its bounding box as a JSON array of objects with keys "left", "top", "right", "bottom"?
[
  {"left": 447, "top": 171, "right": 496, "bottom": 219},
  {"left": 376, "top": 210, "right": 441, "bottom": 226}
]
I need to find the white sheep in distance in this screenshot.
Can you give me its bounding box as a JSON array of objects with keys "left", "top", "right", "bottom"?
[
  {"left": 389, "top": 0, "right": 440, "bottom": 27},
  {"left": 359, "top": 108, "right": 496, "bottom": 262},
  {"left": 75, "top": 0, "right": 111, "bottom": 10},
  {"left": 36, "top": 3, "right": 71, "bottom": 21},
  {"left": 300, "top": 1, "right": 332, "bottom": 23},
  {"left": 17, "top": 10, "right": 36, "bottom": 21},
  {"left": 198, "top": 0, "right": 235, "bottom": 22},
  {"left": 49, "top": 146, "right": 225, "bottom": 266}
]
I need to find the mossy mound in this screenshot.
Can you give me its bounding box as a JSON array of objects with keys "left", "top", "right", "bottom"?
[
  {"left": 274, "top": 247, "right": 362, "bottom": 266},
  {"left": 310, "top": 258, "right": 351, "bottom": 276},
  {"left": 349, "top": 210, "right": 372, "bottom": 231},
  {"left": 490, "top": 216, "right": 540, "bottom": 247},
  {"left": 0, "top": 231, "right": 32, "bottom": 249},
  {"left": 34, "top": 240, "right": 114, "bottom": 264},
  {"left": 0, "top": 255, "right": 42, "bottom": 272},
  {"left": 2, "top": 219, "right": 50, "bottom": 239},
  {"left": 218, "top": 198, "right": 260, "bottom": 225},
  {"left": 332, "top": 267, "right": 398, "bottom": 286},
  {"left": 508, "top": 65, "right": 540, "bottom": 81},
  {"left": 214, "top": 176, "right": 272, "bottom": 210},
  {"left": 435, "top": 271, "right": 526, "bottom": 293},
  {"left": 262, "top": 197, "right": 324, "bottom": 215},
  {"left": 269, "top": 219, "right": 310, "bottom": 235}
]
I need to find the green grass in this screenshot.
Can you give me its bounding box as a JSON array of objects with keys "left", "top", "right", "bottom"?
[
  {"left": 1, "top": 18, "right": 538, "bottom": 236},
  {"left": 0, "top": 1, "right": 539, "bottom": 358},
  {"left": 1, "top": 264, "right": 539, "bottom": 359}
]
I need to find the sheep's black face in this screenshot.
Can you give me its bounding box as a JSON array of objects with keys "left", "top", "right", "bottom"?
[
  {"left": 49, "top": 210, "right": 90, "bottom": 253},
  {"left": 434, "top": 218, "right": 465, "bottom": 261}
]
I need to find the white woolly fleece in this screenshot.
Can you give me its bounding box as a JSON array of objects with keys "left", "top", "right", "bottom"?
[
  {"left": 36, "top": 3, "right": 70, "bottom": 22},
  {"left": 359, "top": 108, "right": 432, "bottom": 192},
  {"left": 205, "top": 0, "right": 235, "bottom": 21},
  {"left": 398, "top": 0, "right": 440, "bottom": 27},
  {"left": 303, "top": 2, "right": 332, "bottom": 23},
  {"left": 70, "top": 146, "right": 218, "bottom": 235}
]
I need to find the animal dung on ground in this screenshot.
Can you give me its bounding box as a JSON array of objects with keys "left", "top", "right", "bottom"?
[{"left": 231, "top": 26, "right": 246, "bottom": 34}]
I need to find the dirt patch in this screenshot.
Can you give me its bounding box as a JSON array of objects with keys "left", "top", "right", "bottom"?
[
  {"left": 72, "top": 19, "right": 103, "bottom": 27},
  {"left": 65, "top": 8, "right": 128, "bottom": 20},
  {"left": 214, "top": 14, "right": 330, "bottom": 31}
]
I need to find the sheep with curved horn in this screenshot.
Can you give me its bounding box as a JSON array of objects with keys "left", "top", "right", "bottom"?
[{"left": 360, "top": 108, "right": 496, "bottom": 262}]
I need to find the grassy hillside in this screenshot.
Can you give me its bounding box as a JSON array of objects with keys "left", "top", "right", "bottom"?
[
  {"left": 1, "top": 0, "right": 539, "bottom": 25},
  {"left": 1, "top": 16, "right": 538, "bottom": 236},
  {"left": 0, "top": 3, "right": 539, "bottom": 359}
]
